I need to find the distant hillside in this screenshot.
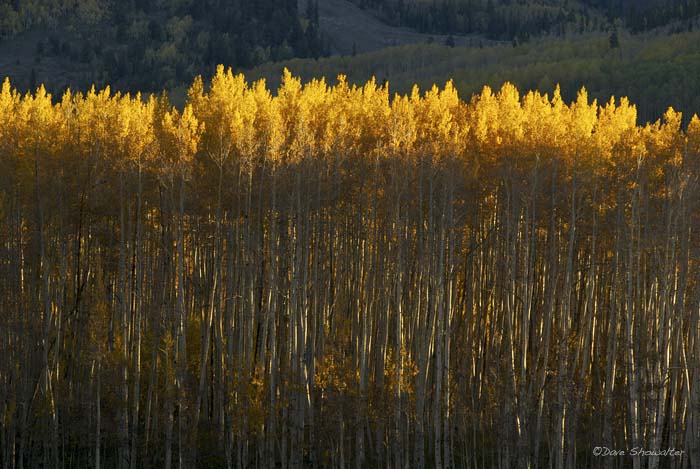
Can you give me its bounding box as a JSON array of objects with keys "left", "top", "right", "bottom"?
[
  {"left": 345, "top": 0, "right": 700, "bottom": 39},
  {"left": 0, "top": 0, "right": 326, "bottom": 94},
  {"left": 1, "top": 0, "right": 698, "bottom": 106},
  {"left": 248, "top": 28, "right": 700, "bottom": 124},
  {"left": 299, "top": 0, "right": 498, "bottom": 55},
  {"left": 585, "top": 0, "right": 700, "bottom": 32}
]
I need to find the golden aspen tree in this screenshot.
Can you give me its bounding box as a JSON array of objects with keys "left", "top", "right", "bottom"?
[
  {"left": 468, "top": 85, "right": 503, "bottom": 173},
  {"left": 17, "top": 84, "right": 67, "bottom": 468},
  {"left": 158, "top": 101, "right": 203, "bottom": 469},
  {"left": 187, "top": 68, "right": 246, "bottom": 464}
]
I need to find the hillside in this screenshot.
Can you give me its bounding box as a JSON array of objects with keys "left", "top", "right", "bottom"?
[
  {"left": 299, "top": 0, "right": 493, "bottom": 55},
  {"left": 1, "top": 0, "right": 698, "bottom": 97},
  {"left": 0, "top": 0, "right": 325, "bottom": 94},
  {"left": 346, "top": 0, "right": 700, "bottom": 38}
]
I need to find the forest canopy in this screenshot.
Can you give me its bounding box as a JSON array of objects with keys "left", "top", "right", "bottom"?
[{"left": 1, "top": 68, "right": 700, "bottom": 467}]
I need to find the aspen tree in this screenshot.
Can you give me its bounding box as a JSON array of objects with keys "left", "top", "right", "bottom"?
[{"left": 159, "top": 101, "right": 203, "bottom": 468}]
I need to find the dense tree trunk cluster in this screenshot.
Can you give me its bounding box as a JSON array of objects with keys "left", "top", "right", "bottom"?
[{"left": 1, "top": 68, "right": 700, "bottom": 468}]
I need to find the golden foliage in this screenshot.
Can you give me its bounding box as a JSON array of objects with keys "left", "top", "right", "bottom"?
[{"left": 2, "top": 69, "right": 697, "bottom": 202}]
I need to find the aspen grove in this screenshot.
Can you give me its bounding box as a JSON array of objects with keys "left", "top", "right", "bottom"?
[{"left": 1, "top": 66, "right": 700, "bottom": 468}]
